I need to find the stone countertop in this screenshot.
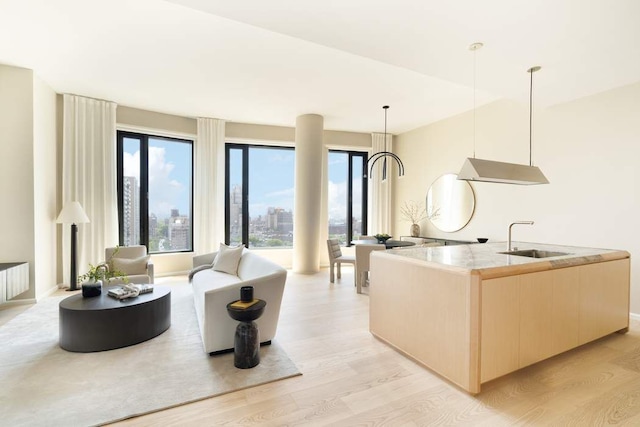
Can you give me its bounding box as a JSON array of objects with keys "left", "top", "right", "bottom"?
[{"left": 377, "top": 242, "right": 630, "bottom": 279}]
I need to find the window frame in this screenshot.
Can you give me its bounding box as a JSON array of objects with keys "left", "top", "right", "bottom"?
[
  {"left": 224, "top": 142, "right": 295, "bottom": 248},
  {"left": 328, "top": 149, "right": 369, "bottom": 246},
  {"left": 116, "top": 130, "right": 194, "bottom": 254}
]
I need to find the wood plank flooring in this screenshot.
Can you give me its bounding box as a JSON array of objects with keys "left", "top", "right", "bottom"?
[{"left": 4, "top": 268, "right": 640, "bottom": 425}]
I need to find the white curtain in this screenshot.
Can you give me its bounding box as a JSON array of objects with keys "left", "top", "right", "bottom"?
[
  {"left": 61, "top": 94, "right": 118, "bottom": 286},
  {"left": 369, "top": 132, "right": 393, "bottom": 234},
  {"left": 194, "top": 118, "right": 226, "bottom": 254}
]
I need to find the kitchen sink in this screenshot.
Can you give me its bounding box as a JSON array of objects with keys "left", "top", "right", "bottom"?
[{"left": 498, "top": 249, "right": 571, "bottom": 258}]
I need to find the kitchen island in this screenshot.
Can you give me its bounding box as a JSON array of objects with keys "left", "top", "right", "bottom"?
[{"left": 369, "top": 242, "right": 630, "bottom": 394}]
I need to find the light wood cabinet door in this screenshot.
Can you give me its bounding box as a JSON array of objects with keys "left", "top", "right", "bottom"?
[
  {"left": 481, "top": 276, "right": 520, "bottom": 382},
  {"left": 578, "top": 259, "right": 630, "bottom": 344},
  {"left": 518, "top": 268, "right": 581, "bottom": 367},
  {"left": 519, "top": 270, "right": 554, "bottom": 367},
  {"left": 551, "top": 267, "right": 580, "bottom": 355}
]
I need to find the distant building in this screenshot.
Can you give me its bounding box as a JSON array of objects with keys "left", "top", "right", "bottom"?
[
  {"left": 266, "top": 207, "right": 293, "bottom": 232},
  {"left": 168, "top": 210, "right": 190, "bottom": 251},
  {"left": 123, "top": 176, "right": 139, "bottom": 245},
  {"left": 149, "top": 213, "right": 157, "bottom": 239},
  {"left": 229, "top": 184, "right": 242, "bottom": 240}
]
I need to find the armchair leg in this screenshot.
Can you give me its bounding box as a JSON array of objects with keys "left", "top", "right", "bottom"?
[
  {"left": 337, "top": 261, "right": 341, "bottom": 279},
  {"left": 330, "top": 263, "right": 335, "bottom": 283}
]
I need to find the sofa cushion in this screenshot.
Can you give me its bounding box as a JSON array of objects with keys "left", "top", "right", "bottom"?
[
  {"left": 112, "top": 255, "right": 149, "bottom": 275},
  {"left": 213, "top": 243, "right": 244, "bottom": 275},
  {"left": 191, "top": 269, "right": 243, "bottom": 294}
]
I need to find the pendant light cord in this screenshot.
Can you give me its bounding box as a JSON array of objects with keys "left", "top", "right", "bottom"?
[
  {"left": 473, "top": 47, "right": 477, "bottom": 159},
  {"left": 529, "top": 68, "right": 533, "bottom": 166},
  {"left": 383, "top": 106, "right": 389, "bottom": 180}
]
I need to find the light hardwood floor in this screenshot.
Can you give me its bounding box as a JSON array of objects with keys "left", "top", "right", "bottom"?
[{"left": 4, "top": 269, "right": 640, "bottom": 425}]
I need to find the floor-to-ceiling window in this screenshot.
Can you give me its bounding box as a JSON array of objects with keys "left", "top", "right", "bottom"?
[
  {"left": 226, "top": 143, "right": 295, "bottom": 248},
  {"left": 117, "top": 130, "right": 193, "bottom": 253},
  {"left": 328, "top": 150, "right": 368, "bottom": 246}
]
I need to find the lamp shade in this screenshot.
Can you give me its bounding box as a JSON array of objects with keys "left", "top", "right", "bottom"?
[
  {"left": 457, "top": 157, "right": 549, "bottom": 185},
  {"left": 56, "top": 201, "right": 90, "bottom": 224}
]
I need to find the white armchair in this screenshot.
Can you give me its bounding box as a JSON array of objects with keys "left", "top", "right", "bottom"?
[{"left": 105, "top": 245, "right": 154, "bottom": 285}]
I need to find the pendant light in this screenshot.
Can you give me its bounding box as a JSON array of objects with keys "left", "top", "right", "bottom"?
[
  {"left": 365, "top": 105, "right": 405, "bottom": 181},
  {"left": 457, "top": 44, "right": 549, "bottom": 185}
]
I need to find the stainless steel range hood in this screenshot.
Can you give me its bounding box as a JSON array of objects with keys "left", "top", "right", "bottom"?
[{"left": 457, "top": 157, "right": 549, "bottom": 185}]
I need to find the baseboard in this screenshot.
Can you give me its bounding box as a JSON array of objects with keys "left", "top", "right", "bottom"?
[
  {"left": 1, "top": 298, "right": 36, "bottom": 307},
  {"left": 630, "top": 312, "right": 640, "bottom": 321},
  {"left": 156, "top": 270, "right": 190, "bottom": 278}
]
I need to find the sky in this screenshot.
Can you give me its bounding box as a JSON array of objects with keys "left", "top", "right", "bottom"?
[
  {"left": 123, "top": 138, "right": 364, "bottom": 223},
  {"left": 229, "top": 147, "right": 363, "bottom": 222},
  {"left": 122, "top": 137, "right": 192, "bottom": 219}
]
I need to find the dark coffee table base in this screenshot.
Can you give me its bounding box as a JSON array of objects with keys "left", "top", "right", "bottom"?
[{"left": 59, "top": 286, "right": 171, "bottom": 352}]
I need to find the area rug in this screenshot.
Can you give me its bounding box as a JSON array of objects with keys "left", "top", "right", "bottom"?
[{"left": 0, "top": 281, "right": 300, "bottom": 427}]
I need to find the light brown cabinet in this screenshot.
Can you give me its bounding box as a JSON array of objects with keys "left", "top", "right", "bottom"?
[
  {"left": 370, "top": 246, "right": 630, "bottom": 394},
  {"left": 481, "top": 259, "right": 629, "bottom": 383}
]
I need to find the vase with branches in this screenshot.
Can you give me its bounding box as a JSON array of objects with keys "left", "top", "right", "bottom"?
[
  {"left": 400, "top": 200, "right": 440, "bottom": 237},
  {"left": 77, "top": 246, "right": 129, "bottom": 288}
]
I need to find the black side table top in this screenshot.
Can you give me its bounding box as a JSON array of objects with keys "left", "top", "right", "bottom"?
[{"left": 226, "top": 299, "right": 266, "bottom": 322}]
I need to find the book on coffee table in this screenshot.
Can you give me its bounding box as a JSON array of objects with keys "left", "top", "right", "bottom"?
[
  {"left": 108, "top": 287, "right": 136, "bottom": 300},
  {"left": 107, "top": 284, "right": 153, "bottom": 300},
  {"left": 133, "top": 284, "right": 154, "bottom": 294}
]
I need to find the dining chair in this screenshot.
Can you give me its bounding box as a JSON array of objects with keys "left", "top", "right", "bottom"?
[
  {"left": 326, "top": 239, "right": 355, "bottom": 284},
  {"left": 358, "top": 235, "right": 377, "bottom": 241},
  {"left": 355, "top": 243, "right": 386, "bottom": 293}
]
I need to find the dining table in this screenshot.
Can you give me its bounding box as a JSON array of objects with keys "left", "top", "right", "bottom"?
[{"left": 350, "top": 239, "right": 416, "bottom": 249}]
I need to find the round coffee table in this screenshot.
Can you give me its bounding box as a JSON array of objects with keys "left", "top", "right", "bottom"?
[{"left": 59, "top": 285, "right": 171, "bottom": 352}]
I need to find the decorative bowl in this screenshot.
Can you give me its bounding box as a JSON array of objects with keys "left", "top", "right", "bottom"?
[
  {"left": 477, "top": 238, "right": 489, "bottom": 243},
  {"left": 374, "top": 234, "right": 392, "bottom": 243}
]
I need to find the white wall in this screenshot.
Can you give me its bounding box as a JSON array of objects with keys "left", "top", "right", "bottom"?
[
  {"left": 0, "top": 65, "right": 36, "bottom": 299},
  {"left": 32, "top": 76, "right": 58, "bottom": 298},
  {"left": 393, "top": 81, "right": 640, "bottom": 313}
]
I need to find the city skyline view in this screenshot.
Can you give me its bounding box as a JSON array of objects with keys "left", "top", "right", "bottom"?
[
  {"left": 121, "top": 136, "right": 193, "bottom": 252},
  {"left": 121, "top": 137, "right": 366, "bottom": 251},
  {"left": 228, "top": 147, "right": 365, "bottom": 248},
  {"left": 122, "top": 137, "right": 192, "bottom": 220}
]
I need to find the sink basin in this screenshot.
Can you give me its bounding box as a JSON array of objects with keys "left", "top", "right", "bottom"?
[{"left": 498, "top": 249, "right": 572, "bottom": 258}]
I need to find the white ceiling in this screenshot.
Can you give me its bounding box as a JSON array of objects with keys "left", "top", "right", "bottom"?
[{"left": 1, "top": 0, "right": 638, "bottom": 134}]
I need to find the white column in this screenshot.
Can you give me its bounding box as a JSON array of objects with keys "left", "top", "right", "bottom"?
[{"left": 293, "top": 114, "right": 324, "bottom": 273}]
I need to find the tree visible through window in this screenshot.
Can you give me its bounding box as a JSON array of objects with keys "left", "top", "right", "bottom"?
[{"left": 117, "top": 131, "right": 193, "bottom": 253}]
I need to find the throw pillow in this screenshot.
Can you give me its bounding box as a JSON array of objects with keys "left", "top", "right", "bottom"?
[
  {"left": 213, "top": 243, "right": 244, "bottom": 275},
  {"left": 112, "top": 255, "right": 149, "bottom": 275}
]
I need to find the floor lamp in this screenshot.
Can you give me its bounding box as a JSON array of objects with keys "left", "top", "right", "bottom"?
[{"left": 57, "top": 201, "right": 90, "bottom": 291}]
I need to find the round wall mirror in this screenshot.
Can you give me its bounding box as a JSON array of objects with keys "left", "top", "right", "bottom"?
[{"left": 426, "top": 173, "right": 475, "bottom": 232}]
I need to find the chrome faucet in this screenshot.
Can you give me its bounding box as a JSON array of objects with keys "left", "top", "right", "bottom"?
[{"left": 508, "top": 221, "right": 534, "bottom": 251}]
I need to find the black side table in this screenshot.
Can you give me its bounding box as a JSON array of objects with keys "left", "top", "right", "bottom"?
[{"left": 226, "top": 299, "right": 266, "bottom": 369}]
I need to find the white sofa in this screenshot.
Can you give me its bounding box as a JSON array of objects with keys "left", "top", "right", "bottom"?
[{"left": 189, "top": 249, "right": 287, "bottom": 355}]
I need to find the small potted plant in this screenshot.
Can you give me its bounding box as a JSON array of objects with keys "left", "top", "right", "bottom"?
[{"left": 78, "top": 247, "right": 129, "bottom": 297}]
